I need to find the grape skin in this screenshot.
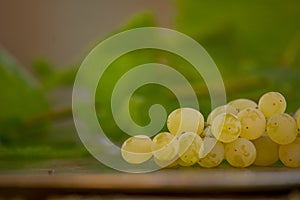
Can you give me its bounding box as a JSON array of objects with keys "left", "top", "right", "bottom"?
[
  {"left": 225, "top": 138, "right": 256, "bottom": 168},
  {"left": 167, "top": 108, "right": 204, "bottom": 136},
  {"left": 178, "top": 132, "right": 203, "bottom": 165},
  {"left": 267, "top": 113, "right": 298, "bottom": 145},
  {"left": 121, "top": 135, "right": 153, "bottom": 164},
  {"left": 252, "top": 136, "right": 279, "bottom": 166},
  {"left": 207, "top": 105, "right": 239, "bottom": 125},
  {"left": 258, "top": 92, "right": 286, "bottom": 118},
  {"left": 211, "top": 113, "right": 241, "bottom": 143},
  {"left": 297, "top": 113, "right": 300, "bottom": 131},
  {"left": 154, "top": 157, "right": 178, "bottom": 168},
  {"left": 228, "top": 98, "right": 258, "bottom": 112},
  {"left": 151, "top": 132, "right": 179, "bottom": 161},
  {"left": 198, "top": 138, "right": 224, "bottom": 168},
  {"left": 237, "top": 108, "right": 266, "bottom": 140},
  {"left": 279, "top": 138, "right": 300, "bottom": 168}
]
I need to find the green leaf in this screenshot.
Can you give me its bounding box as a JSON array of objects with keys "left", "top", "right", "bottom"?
[{"left": 0, "top": 49, "right": 49, "bottom": 145}]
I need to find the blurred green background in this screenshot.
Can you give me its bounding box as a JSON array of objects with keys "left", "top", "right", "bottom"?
[{"left": 0, "top": 0, "right": 299, "bottom": 171}]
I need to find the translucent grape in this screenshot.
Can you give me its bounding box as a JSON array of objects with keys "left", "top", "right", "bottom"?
[
  {"left": 207, "top": 105, "right": 239, "bottom": 125},
  {"left": 198, "top": 138, "right": 224, "bottom": 168},
  {"left": 225, "top": 138, "right": 256, "bottom": 168},
  {"left": 154, "top": 157, "right": 178, "bottom": 168},
  {"left": 294, "top": 108, "right": 300, "bottom": 120},
  {"left": 252, "top": 136, "right": 279, "bottom": 166},
  {"left": 199, "top": 136, "right": 218, "bottom": 158},
  {"left": 279, "top": 138, "right": 300, "bottom": 167},
  {"left": 237, "top": 108, "right": 266, "bottom": 140},
  {"left": 177, "top": 158, "right": 194, "bottom": 167},
  {"left": 267, "top": 113, "right": 297, "bottom": 145},
  {"left": 200, "top": 126, "right": 214, "bottom": 138},
  {"left": 297, "top": 113, "right": 300, "bottom": 131},
  {"left": 228, "top": 98, "right": 258, "bottom": 112},
  {"left": 167, "top": 108, "right": 204, "bottom": 135},
  {"left": 178, "top": 132, "right": 203, "bottom": 165},
  {"left": 121, "top": 135, "right": 152, "bottom": 164},
  {"left": 211, "top": 113, "right": 241, "bottom": 143},
  {"left": 258, "top": 92, "right": 286, "bottom": 118},
  {"left": 151, "top": 132, "right": 178, "bottom": 161}
]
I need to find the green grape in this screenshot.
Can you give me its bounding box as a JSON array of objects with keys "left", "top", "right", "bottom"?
[
  {"left": 121, "top": 135, "right": 152, "bottom": 164},
  {"left": 200, "top": 126, "right": 214, "bottom": 138},
  {"left": 151, "top": 132, "right": 179, "bottom": 161},
  {"left": 207, "top": 105, "right": 239, "bottom": 125},
  {"left": 225, "top": 138, "right": 256, "bottom": 168},
  {"left": 211, "top": 113, "right": 241, "bottom": 143},
  {"left": 237, "top": 108, "right": 266, "bottom": 140},
  {"left": 167, "top": 108, "right": 204, "bottom": 135},
  {"left": 228, "top": 98, "right": 258, "bottom": 112},
  {"left": 154, "top": 157, "right": 178, "bottom": 168},
  {"left": 279, "top": 138, "right": 300, "bottom": 167},
  {"left": 178, "top": 132, "right": 202, "bottom": 165},
  {"left": 252, "top": 136, "right": 279, "bottom": 166},
  {"left": 177, "top": 158, "right": 194, "bottom": 167},
  {"left": 198, "top": 138, "right": 224, "bottom": 168},
  {"left": 258, "top": 92, "right": 286, "bottom": 118},
  {"left": 297, "top": 113, "right": 300, "bottom": 131},
  {"left": 199, "top": 136, "right": 218, "bottom": 158},
  {"left": 267, "top": 113, "right": 297, "bottom": 145},
  {"left": 294, "top": 108, "right": 300, "bottom": 120}
]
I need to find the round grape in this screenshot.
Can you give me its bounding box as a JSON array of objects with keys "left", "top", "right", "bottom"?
[
  {"left": 237, "top": 108, "right": 266, "bottom": 140},
  {"left": 211, "top": 113, "right": 241, "bottom": 143},
  {"left": 198, "top": 138, "right": 224, "bottom": 168},
  {"left": 279, "top": 138, "right": 300, "bottom": 168},
  {"left": 296, "top": 113, "right": 300, "bottom": 131},
  {"left": 151, "top": 132, "right": 179, "bottom": 161},
  {"left": 267, "top": 113, "right": 297, "bottom": 145},
  {"left": 154, "top": 157, "right": 178, "bottom": 168},
  {"left": 167, "top": 108, "right": 204, "bottom": 135},
  {"left": 207, "top": 105, "right": 239, "bottom": 125},
  {"left": 294, "top": 108, "right": 300, "bottom": 120},
  {"left": 121, "top": 135, "right": 152, "bottom": 164},
  {"left": 225, "top": 138, "right": 256, "bottom": 168},
  {"left": 178, "top": 132, "right": 202, "bottom": 165},
  {"left": 258, "top": 92, "right": 286, "bottom": 118},
  {"left": 252, "top": 136, "right": 279, "bottom": 166},
  {"left": 228, "top": 98, "right": 258, "bottom": 112}
]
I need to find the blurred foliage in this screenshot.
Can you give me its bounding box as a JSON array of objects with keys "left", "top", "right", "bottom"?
[{"left": 0, "top": 1, "right": 300, "bottom": 164}]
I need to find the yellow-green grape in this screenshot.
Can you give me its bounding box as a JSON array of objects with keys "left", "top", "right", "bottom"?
[
  {"left": 121, "top": 135, "right": 152, "bottom": 164},
  {"left": 294, "top": 108, "right": 300, "bottom": 120},
  {"left": 154, "top": 157, "right": 178, "bottom": 168},
  {"left": 207, "top": 105, "right": 239, "bottom": 125},
  {"left": 237, "top": 108, "right": 266, "bottom": 140},
  {"left": 151, "top": 132, "right": 178, "bottom": 161},
  {"left": 228, "top": 98, "right": 258, "bottom": 112},
  {"left": 167, "top": 108, "right": 204, "bottom": 135},
  {"left": 225, "top": 138, "right": 256, "bottom": 168},
  {"left": 177, "top": 158, "right": 194, "bottom": 167},
  {"left": 297, "top": 113, "right": 300, "bottom": 131},
  {"left": 267, "top": 113, "right": 297, "bottom": 145},
  {"left": 279, "top": 138, "right": 300, "bottom": 167},
  {"left": 199, "top": 136, "right": 218, "bottom": 158},
  {"left": 258, "top": 92, "right": 286, "bottom": 118},
  {"left": 198, "top": 138, "right": 224, "bottom": 168},
  {"left": 201, "top": 126, "right": 214, "bottom": 138},
  {"left": 211, "top": 113, "right": 241, "bottom": 143},
  {"left": 178, "top": 132, "right": 203, "bottom": 165},
  {"left": 252, "top": 136, "right": 279, "bottom": 166}
]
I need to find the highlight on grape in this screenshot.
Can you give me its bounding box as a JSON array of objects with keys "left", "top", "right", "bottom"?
[{"left": 121, "top": 91, "right": 300, "bottom": 168}]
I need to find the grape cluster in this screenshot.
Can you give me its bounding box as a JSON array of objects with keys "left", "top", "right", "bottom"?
[{"left": 121, "top": 92, "right": 300, "bottom": 168}]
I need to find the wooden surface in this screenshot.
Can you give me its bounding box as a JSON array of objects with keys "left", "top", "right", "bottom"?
[{"left": 1, "top": 169, "right": 300, "bottom": 199}]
